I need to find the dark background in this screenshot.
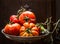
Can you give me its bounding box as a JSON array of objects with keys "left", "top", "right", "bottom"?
[
  {"left": 0, "top": 0, "right": 60, "bottom": 44},
  {"left": 56, "top": 0, "right": 60, "bottom": 20}
]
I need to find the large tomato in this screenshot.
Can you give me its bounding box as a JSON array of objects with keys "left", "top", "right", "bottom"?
[
  {"left": 19, "top": 11, "right": 36, "bottom": 25},
  {"left": 4, "top": 23, "right": 21, "bottom": 35}
]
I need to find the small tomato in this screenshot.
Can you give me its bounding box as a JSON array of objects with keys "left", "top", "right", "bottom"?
[
  {"left": 31, "top": 31, "right": 39, "bottom": 36},
  {"left": 23, "top": 22, "right": 30, "bottom": 28},
  {"left": 29, "top": 23, "right": 35, "bottom": 28},
  {"left": 20, "top": 26, "right": 26, "bottom": 32},
  {"left": 10, "top": 15, "right": 19, "bottom": 23}
]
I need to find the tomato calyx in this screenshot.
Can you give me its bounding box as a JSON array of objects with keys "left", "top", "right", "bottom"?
[
  {"left": 25, "top": 28, "right": 31, "bottom": 33},
  {"left": 24, "top": 16, "right": 30, "bottom": 22}
]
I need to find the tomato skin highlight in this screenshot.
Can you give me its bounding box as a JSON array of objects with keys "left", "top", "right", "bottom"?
[
  {"left": 19, "top": 11, "right": 36, "bottom": 24},
  {"left": 4, "top": 23, "right": 21, "bottom": 35}
]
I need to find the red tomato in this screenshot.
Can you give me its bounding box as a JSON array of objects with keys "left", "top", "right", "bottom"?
[
  {"left": 10, "top": 15, "right": 19, "bottom": 23},
  {"left": 19, "top": 11, "right": 36, "bottom": 24},
  {"left": 4, "top": 23, "right": 21, "bottom": 35}
]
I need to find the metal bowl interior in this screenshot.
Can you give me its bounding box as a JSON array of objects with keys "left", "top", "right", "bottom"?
[{"left": 1, "top": 29, "right": 50, "bottom": 42}]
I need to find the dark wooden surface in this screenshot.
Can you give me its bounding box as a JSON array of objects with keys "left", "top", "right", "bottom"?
[{"left": 0, "top": 0, "right": 58, "bottom": 44}]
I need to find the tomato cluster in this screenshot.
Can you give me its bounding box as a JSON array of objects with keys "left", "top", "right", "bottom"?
[
  {"left": 4, "top": 10, "right": 42, "bottom": 37},
  {"left": 20, "top": 22, "right": 40, "bottom": 36}
]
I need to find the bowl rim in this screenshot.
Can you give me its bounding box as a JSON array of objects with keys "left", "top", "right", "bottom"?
[{"left": 1, "top": 29, "right": 50, "bottom": 38}]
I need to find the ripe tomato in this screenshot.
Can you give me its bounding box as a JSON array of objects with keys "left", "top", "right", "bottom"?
[
  {"left": 29, "top": 23, "right": 35, "bottom": 28},
  {"left": 23, "top": 22, "right": 30, "bottom": 28},
  {"left": 23, "top": 22, "right": 35, "bottom": 28},
  {"left": 31, "top": 31, "right": 39, "bottom": 36},
  {"left": 20, "top": 26, "right": 26, "bottom": 32},
  {"left": 19, "top": 11, "right": 36, "bottom": 24},
  {"left": 4, "top": 24, "right": 11, "bottom": 34},
  {"left": 4, "top": 23, "right": 21, "bottom": 35},
  {"left": 31, "top": 26, "right": 39, "bottom": 32},
  {"left": 20, "top": 32, "right": 29, "bottom": 37},
  {"left": 31, "top": 26, "right": 39, "bottom": 36},
  {"left": 10, "top": 15, "right": 19, "bottom": 23},
  {"left": 20, "top": 32, "right": 33, "bottom": 37}
]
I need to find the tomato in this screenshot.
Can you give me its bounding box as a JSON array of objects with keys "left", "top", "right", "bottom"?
[
  {"left": 23, "top": 22, "right": 30, "bottom": 28},
  {"left": 29, "top": 23, "right": 35, "bottom": 28},
  {"left": 31, "top": 26, "right": 39, "bottom": 36},
  {"left": 4, "top": 23, "right": 21, "bottom": 35},
  {"left": 4, "top": 24, "right": 11, "bottom": 34},
  {"left": 10, "top": 15, "right": 19, "bottom": 23},
  {"left": 19, "top": 11, "right": 36, "bottom": 24},
  {"left": 19, "top": 26, "right": 29, "bottom": 36},
  {"left": 23, "top": 22, "right": 35, "bottom": 28},
  {"left": 20, "top": 32, "right": 29, "bottom": 37},
  {"left": 20, "top": 32, "right": 25, "bottom": 36},
  {"left": 20, "top": 32, "right": 33, "bottom": 37},
  {"left": 31, "top": 26, "right": 39, "bottom": 32},
  {"left": 20, "top": 26, "right": 26, "bottom": 32},
  {"left": 19, "top": 26, "right": 39, "bottom": 36},
  {"left": 31, "top": 31, "right": 39, "bottom": 36}
]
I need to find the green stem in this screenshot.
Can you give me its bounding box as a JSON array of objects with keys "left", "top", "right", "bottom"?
[{"left": 25, "top": 28, "right": 31, "bottom": 33}]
